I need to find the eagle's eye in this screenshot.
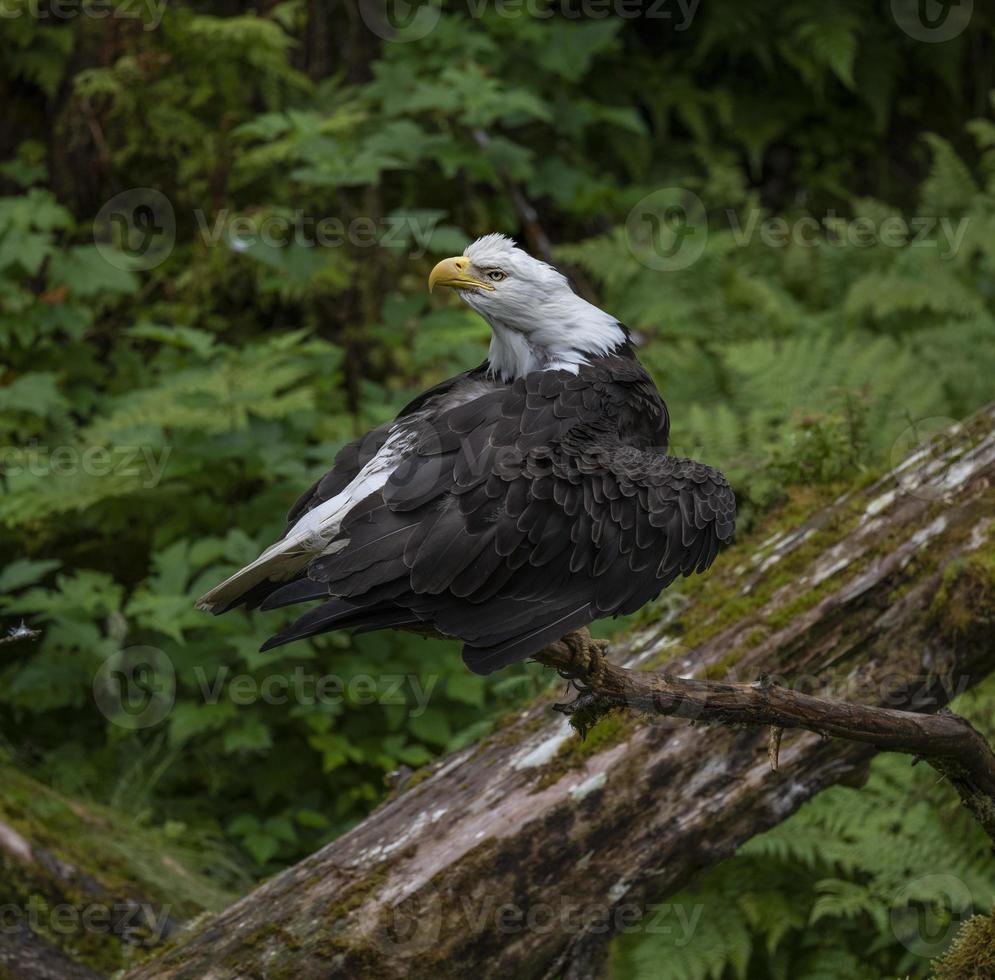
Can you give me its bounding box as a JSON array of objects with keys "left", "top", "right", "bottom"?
[{"left": 487, "top": 270, "right": 507, "bottom": 282}]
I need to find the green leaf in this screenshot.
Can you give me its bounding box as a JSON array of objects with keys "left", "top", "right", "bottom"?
[
  {"left": 223, "top": 716, "right": 273, "bottom": 753},
  {"left": 446, "top": 673, "right": 485, "bottom": 708},
  {"left": 169, "top": 701, "right": 237, "bottom": 747},
  {"left": 48, "top": 245, "right": 138, "bottom": 298},
  {"left": 0, "top": 559, "right": 61, "bottom": 594},
  {"left": 0, "top": 373, "right": 67, "bottom": 420},
  {"left": 295, "top": 808, "right": 332, "bottom": 829},
  {"left": 408, "top": 709, "right": 451, "bottom": 747},
  {"left": 128, "top": 323, "right": 218, "bottom": 358},
  {"left": 244, "top": 833, "right": 279, "bottom": 866},
  {"left": 0, "top": 228, "right": 52, "bottom": 275}
]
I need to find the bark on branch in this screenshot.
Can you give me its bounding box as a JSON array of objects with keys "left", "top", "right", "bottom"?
[
  {"left": 126, "top": 405, "right": 995, "bottom": 980},
  {"left": 536, "top": 632, "right": 995, "bottom": 842}
]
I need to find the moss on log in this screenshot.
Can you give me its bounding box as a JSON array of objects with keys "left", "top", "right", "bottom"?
[{"left": 0, "top": 762, "right": 238, "bottom": 978}]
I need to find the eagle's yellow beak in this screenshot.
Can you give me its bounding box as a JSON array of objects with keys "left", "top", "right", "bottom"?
[{"left": 428, "top": 256, "right": 495, "bottom": 293}]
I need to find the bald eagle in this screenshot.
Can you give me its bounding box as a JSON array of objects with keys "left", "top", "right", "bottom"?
[{"left": 197, "top": 235, "right": 735, "bottom": 674}]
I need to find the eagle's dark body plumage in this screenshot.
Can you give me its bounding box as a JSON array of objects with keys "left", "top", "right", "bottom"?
[
  {"left": 199, "top": 234, "right": 735, "bottom": 673},
  {"left": 217, "top": 346, "right": 734, "bottom": 674}
]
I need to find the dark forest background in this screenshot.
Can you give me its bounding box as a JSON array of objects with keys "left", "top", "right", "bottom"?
[{"left": 2, "top": 1, "right": 994, "bottom": 976}]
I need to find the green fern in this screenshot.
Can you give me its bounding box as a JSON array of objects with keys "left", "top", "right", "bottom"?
[{"left": 920, "top": 135, "right": 979, "bottom": 214}]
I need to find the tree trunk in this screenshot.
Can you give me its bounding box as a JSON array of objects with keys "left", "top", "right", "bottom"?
[
  {"left": 127, "top": 405, "right": 995, "bottom": 980},
  {"left": 0, "top": 763, "right": 234, "bottom": 979}
]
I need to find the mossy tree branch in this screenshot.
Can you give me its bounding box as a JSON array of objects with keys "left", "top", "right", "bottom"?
[{"left": 537, "top": 631, "right": 995, "bottom": 842}]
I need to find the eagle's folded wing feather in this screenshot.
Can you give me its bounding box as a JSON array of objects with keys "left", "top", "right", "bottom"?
[{"left": 257, "top": 368, "right": 735, "bottom": 673}]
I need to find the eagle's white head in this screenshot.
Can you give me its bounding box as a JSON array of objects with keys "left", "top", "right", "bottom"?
[{"left": 428, "top": 233, "right": 627, "bottom": 381}]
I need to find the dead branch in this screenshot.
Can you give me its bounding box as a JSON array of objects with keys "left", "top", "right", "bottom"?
[{"left": 536, "top": 630, "right": 995, "bottom": 843}]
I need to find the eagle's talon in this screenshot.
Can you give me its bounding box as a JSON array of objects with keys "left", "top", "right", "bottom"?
[
  {"left": 552, "top": 691, "right": 603, "bottom": 717},
  {"left": 554, "top": 628, "right": 608, "bottom": 680}
]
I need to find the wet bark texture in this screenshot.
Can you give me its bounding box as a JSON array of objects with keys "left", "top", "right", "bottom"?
[
  {"left": 0, "top": 918, "right": 103, "bottom": 980},
  {"left": 0, "top": 765, "right": 228, "bottom": 980},
  {"left": 128, "top": 406, "right": 995, "bottom": 980}
]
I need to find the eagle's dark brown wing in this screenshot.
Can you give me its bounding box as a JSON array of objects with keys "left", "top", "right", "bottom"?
[
  {"left": 259, "top": 360, "right": 735, "bottom": 674},
  {"left": 282, "top": 364, "right": 491, "bottom": 534}
]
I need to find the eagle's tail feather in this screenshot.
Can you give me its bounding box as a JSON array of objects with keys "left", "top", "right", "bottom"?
[
  {"left": 210, "top": 579, "right": 288, "bottom": 615},
  {"left": 260, "top": 578, "right": 330, "bottom": 610},
  {"left": 259, "top": 599, "right": 417, "bottom": 652},
  {"left": 460, "top": 603, "right": 593, "bottom": 675},
  {"left": 195, "top": 538, "right": 312, "bottom": 614}
]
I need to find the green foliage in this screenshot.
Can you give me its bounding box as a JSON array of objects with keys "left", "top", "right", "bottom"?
[{"left": 1, "top": 4, "right": 994, "bottom": 976}]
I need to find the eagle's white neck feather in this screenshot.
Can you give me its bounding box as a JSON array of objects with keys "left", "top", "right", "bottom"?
[
  {"left": 483, "top": 297, "right": 626, "bottom": 381},
  {"left": 456, "top": 234, "right": 627, "bottom": 382}
]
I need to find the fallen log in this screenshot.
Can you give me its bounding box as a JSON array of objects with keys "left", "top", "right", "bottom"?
[
  {"left": 0, "top": 762, "right": 238, "bottom": 979},
  {"left": 127, "top": 405, "right": 995, "bottom": 980}
]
